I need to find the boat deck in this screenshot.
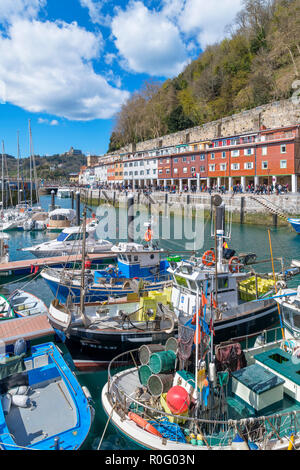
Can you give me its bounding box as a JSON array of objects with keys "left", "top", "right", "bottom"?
[
  {"left": 0, "top": 314, "right": 54, "bottom": 345},
  {"left": 6, "top": 378, "right": 77, "bottom": 448}
]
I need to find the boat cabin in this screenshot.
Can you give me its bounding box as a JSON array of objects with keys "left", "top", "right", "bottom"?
[{"left": 47, "top": 209, "right": 76, "bottom": 231}]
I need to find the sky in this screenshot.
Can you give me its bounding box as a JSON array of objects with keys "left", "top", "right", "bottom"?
[{"left": 0, "top": 0, "right": 243, "bottom": 158}]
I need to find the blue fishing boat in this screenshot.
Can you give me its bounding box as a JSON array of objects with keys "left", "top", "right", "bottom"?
[
  {"left": 287, "top": 218, "right": 300, "bottom": 234},
  {"left": 0, "top": 342, "right": 94, "bottom": 450},
  {"left": 41, "top": 242, "right": 171, "bottom": 304}
]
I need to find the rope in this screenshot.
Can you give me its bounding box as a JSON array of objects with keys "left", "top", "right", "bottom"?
[{"left": 97, "top": 403, "right": 117, "bottom": 450}]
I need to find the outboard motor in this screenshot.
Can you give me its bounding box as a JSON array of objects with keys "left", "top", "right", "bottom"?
[{"left": 14, "top": 338, "right": 27, "bottom": 356}]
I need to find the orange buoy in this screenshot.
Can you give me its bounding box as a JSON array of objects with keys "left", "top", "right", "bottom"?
[
  {"left": 229, "top": 256, "right": 240, "bottom": 273},
  {"left": 202, "top": 250, "right": 215, "bottom": 266},
  {"left": 128, "top": 412, "right": 162, "bottom": 438},
  {"left": 144, "top": 228, "right": 153, "bottom": 242}
]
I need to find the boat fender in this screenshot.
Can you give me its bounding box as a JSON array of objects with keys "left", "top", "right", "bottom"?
[
  {"left": 82, "top": 386, "right": 92, "bottom": 402},
  {"left": 9, "top": 386, "right": 30, "bottom": 396},
  {"left": 1, "top": 393, "right": 11, "bottom": 416},
  {"left": 276, "top": 280, "right": 286, "bottom": 290},
  {"left": 128, "top": 412, "right": 162, "bottom": 438},
  {"left": 14, "top": 338, "right": 27, "bottom": 356},
  {"left": 231, "top": 433, "right": 249, "bottom": 450},
  {"left": 11, "top": 394, "right": 31, "bottom": 408}
]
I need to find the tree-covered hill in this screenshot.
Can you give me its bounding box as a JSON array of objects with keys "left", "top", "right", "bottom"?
[{"left": 108, "top": 0, "right": 300, "bottom": 152}]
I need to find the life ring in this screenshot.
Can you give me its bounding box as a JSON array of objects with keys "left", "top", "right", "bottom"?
[
  {"left": 128, "top": 412, "right": 162, "bottom": 438},
  {"left": 144, "top": 228, "right": 153, "bottom": 242},
  {"left": 202, "top": 250, "right": 215, "bottom": 266},
  {"left": 229, "top": 256, "right": 241, "bottom": 273}
]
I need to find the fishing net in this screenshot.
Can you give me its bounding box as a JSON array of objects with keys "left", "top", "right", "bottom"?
[{"left": 177, "top": 318, "right": 194, "bottom": 363}]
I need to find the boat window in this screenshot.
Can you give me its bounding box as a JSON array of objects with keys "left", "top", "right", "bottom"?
[
  {"left": 128, "top": 255, "right": 131, "bottom": 262},
  {"left": 65, "top": 232, "right": 88, "bottom": 241},
  {"left": 293, "top": 313, "right": 300, "bottom": 329},
  {"left": 269, "top": 353, "right": 288, "bottom": 364},
  {"left": 175, "top": 275, "right": 188, "bottom": 287},
  {"left": 150, "top": 254, "right": 155, "bottom": 259},
  {"left": 218, "top": 277, "right": 229, "bottom": 290},
  {"left": 57, "top": 232, "right": 69, "bottom": 242},
  {"left": 189, "top": 280, "right": 197, "bottom": 291},
  {"left": 134, "top": 255, "right": 138, "bottom": 262}
]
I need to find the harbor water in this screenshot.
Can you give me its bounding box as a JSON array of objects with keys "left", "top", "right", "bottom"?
[{"left": 1, "top": 195, "right": 300, "bottom": 450}]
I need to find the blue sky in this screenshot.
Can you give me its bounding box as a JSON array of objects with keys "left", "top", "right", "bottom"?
[{"left": 0, "top": 0, "right": 243, "bottom": 158}]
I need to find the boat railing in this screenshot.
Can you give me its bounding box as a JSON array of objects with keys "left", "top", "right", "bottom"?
[{"left": 106, "top": 346, "right": 300, "bottom": 449}]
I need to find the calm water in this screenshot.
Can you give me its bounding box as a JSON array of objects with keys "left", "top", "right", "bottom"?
[{"left": 1, "top": 195, "right": 300, "bottom": 450}]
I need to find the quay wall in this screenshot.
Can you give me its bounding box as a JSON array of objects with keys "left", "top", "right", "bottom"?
[
  {"left": 81, "top": 189, "right": 300, "bottom": 227},
  {"left": 111, "top": 98, "right": 300, "bottom": 154}
]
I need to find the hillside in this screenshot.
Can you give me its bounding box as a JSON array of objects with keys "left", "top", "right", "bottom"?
[
  {"left": 4, "top": 153, "right": 86, "bottom": 181},
  {"left": 108, "top": 0, "right": 300, "bottom": 152}
]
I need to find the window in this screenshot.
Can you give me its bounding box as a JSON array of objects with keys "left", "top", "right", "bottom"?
[
  {"left": 220, "top": 164, "right": 227, "bottom": 171},
  {"left": 280, "top": 160, "right": 287, "bottom": 169},
  {"left": 153, "top": 169, "right": 156, "bottom": 174},
  {"left": 134, "top": 171, "right": 138, "bottom": 175},
  {"left": 231, "top": 150, "right": 240, "bottom": 157},
  {"left": 281, "top": 144, "right": 287, "bottom": 154},
  {"left": 191, "top": 155, "right": 195, "bottom": 161},
  {"left": 134, "top": 161, "right": 138, "bottom": 167},
  {"left": 174, "top": 158, "right": 178, "bottom": 163},
  {"left": 140, "top": 161, "right": 144, "bottom": 166},
  {"left": 146, "top": 169, "right": 150, "bottom": 175},
  {"left": 166, "top": 169, "right": 170, "bottom": 174},
  {"left": 262, "top": 161, "right": 268, "bottom": 169},
  {"left": 200, "top": 166, "right": 205, "bottom": 172},
  {"left": 222, "top": 151, "right": 226, "bottom": 159},
  {"left": 244, "top": 148, "right": 254, "bottom": 156},
  {"left": 191, "top": 167, "right": 196, "bottom": 173},
  {"left": 231, "top": 163, "right": 240, "bottom": 170},
  {"left": 174, "top": 168, "right": 178, "bottom": 174},
  {"left": 209, "top": 164, "right": 215, "bottom": 172},
  {"left": 244, "top": 162, "right": 253, "bottom": 170},
  {"left": 159, "top": 169, "right": 163, "bottom": 174},
  {"left": 183, "top": 167, "right": 188, "bottom": 173},
  {"left": 210, "top": 153, "right": 215, "bottom": 160},
  {"left": 183, "top": 156, "right": 187, "bottom": 162},
  {"left": 262, "top": 146, "right": 267, "bottom": 156},
  {"left": 140, "top": 170, "right": 144, "bottom": 175},
  {"left": 200, "top": 154, "right": 205, "bottom": 160}
]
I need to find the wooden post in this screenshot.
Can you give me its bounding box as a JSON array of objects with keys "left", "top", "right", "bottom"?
[{"left": 240, "top": 196, "right": 245, "bottom": 224}]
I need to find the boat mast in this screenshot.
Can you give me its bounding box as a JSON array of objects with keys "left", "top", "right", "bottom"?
[
  {"left": 28, "top": 120, "right": 33, "bottom": 206},
  {"left": 80, "top": 206, "right": 88, "bottom": 327},
  {"left": 1, "top": 140, "right": 4, "bottom": 214},
  {"left": 17, "top": 131, "right": 20, "bottom": 205}
]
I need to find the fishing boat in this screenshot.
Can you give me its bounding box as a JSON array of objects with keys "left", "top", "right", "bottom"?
[
  {"left": 57, "top": 188, "right": 71, "bottom": 198},
  {"left": 101, "top": 320, "right": 300, "bottom": 450},
  {"left": 41, "top": 241, "right": 171, "bottom": 304},
  {"left": 9, "top": 290, "right": 49, "bottom": 318},
  {"left": 0, "top": 290, "right": 48, "bottom": 320},
  {"left": 22, "top": 222, "right": 113, "bottom": 258},
  {"left": 22, "top": 212, "right": 48, "bottom": 231},
  {"left": 47, "top": 208, "right": 76, "bottom": 232},
  {"left": 164, "top": 198, "right": 300, "bottom": 343},
  {"left": 47, "top": 286, "right": 176, "bottom": 362},
  {"left": 287, "top": 218, "right": 300, "bottom": 234},
  {"left": 0, "top": 341, "right": 94, "bottom": 450},
  {"left": 0, "top": 210, "right": 29, "bottom": 231}
]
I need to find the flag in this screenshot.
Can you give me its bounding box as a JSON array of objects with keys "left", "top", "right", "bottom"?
[
  {"left": 34, "top": 266, "right": 39, "bottom": 274},
  {"left": 201, "top": 292, "right": 207, "bottom": 306}
]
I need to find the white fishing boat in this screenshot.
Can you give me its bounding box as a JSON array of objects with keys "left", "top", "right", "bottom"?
[
  {"left": 9, "top": 290, "right": 49, "bottom": 318},
  {"left": 101, "top": 321, "right": 300, "bottom": 450},
  {"left": 22, "top": 223, "right": 113, "bottom": 258}
]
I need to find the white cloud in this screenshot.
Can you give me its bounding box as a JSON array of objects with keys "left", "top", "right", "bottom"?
[
  {"left": 38, "top": 117, "right": 59, "bottom": 125},
  {"left": 79, "top": 0, "right": 111, "bottom": 27},
  {"left": 0, "top": 19, "right": 129, "bottom": 120},
  {"left": 0, "top": 0, "right": 46, "bottom": 24},
  {"left": 162, "top": 0, "right": 243, "bottom": 48},
  {"left": 111, "top": 1, "right": 189, "bottom": 77}
]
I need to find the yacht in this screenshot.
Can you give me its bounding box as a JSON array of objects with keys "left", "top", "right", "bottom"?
[
  {"left": 57, "top": 188, "right": 71, "bottom": 198},
  {"left": 47, "top": 208, "right": 76, "bottom": 232},
  {"left": 22, "top": 222, "right": 113, "bottom": 258}
]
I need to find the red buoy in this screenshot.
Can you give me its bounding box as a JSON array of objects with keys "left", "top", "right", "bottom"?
[
  {"left": 166, "top": 386, "right": 190, "bottom": 414},
  {"left": 85, "top": 260, "right": 92, "bottom": 269}
]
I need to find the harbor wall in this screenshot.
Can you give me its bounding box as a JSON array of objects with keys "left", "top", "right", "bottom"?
[
  {"left": 80, "top": 189, "right": 300, "bottom": 227},
  {"left": 111, "top": 98, "right": 300, "bottom": 154}
]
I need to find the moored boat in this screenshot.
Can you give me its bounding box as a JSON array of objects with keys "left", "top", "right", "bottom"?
[{"left": 0, "top": 341, "right": 94, "bottom": 450}]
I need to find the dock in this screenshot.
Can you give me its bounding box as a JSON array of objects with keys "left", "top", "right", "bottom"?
[
  {"left": 0, "top": 252, "right": 117, "bottom": 278},
  {"left": 0, "top": 314, "right": 54, "bottom": 347}
]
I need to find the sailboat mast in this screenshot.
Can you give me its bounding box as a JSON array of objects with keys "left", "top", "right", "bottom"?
[
  {"left": 28, "top": 119, "right": 33, "bottom": 206},
  {"left": 1, "top": 140, "right": 4, "bottom": 214},
  {"left": 17, "top": 131, "right": 20, "bottom": 205}
]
